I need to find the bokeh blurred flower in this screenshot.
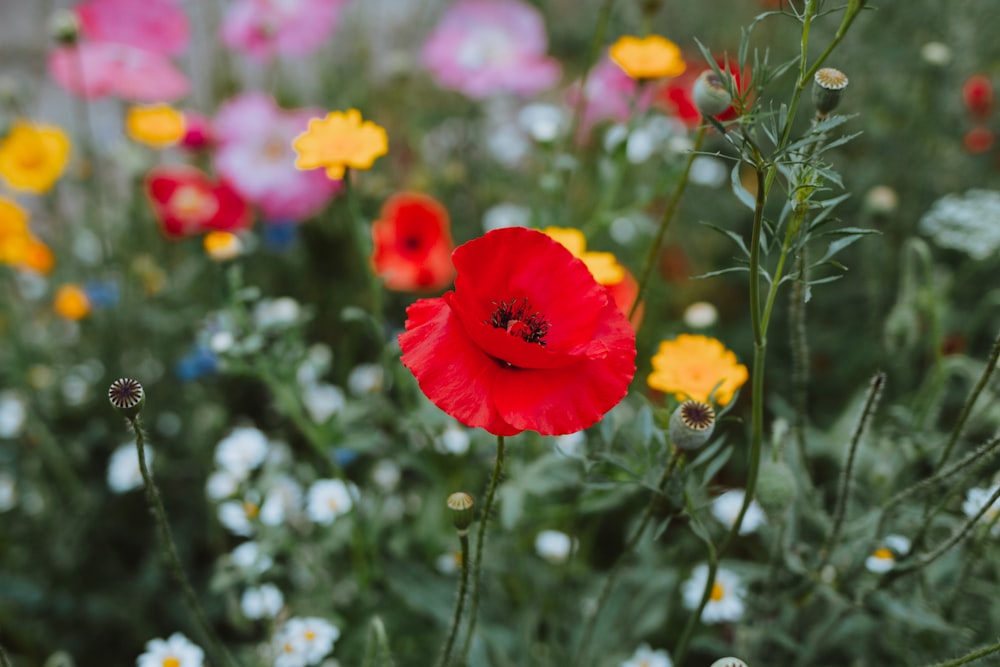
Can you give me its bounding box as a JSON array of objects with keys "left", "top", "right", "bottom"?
[
  {"left": 535, "top": 530, "right": 574, "bottom": 563},
  {"left": 963, "top": 483, "right": 1000, "bottom": 535},
  {"left": 372, "top": 192, "right": 455, "bottom": 292},
  {"left": 0, "top": 120, "right": 71, "bottom": 194},
  {"left": 222, "top": 0, "right": 347, "bottom": 62},
  {"left": 399, "top": 227, "right": 636, "bottom": 436},
  {"left": 306, "top": 479, "right": 354, "bottom": 524},
  {"left": 75, "top": 0, "right": 189, "bottom": 55},
  {"left": 0, "top": 197, "right": 47, "bottom": 271},
  {"left": 126, "top": 104, "right": 185, "bottom": 148},
  {"left": 176, "top": 345, "right": 219, "bottom": 382},
  {"left": 566, "top": 55, "right": 654, "bottom": 136},
  {"left": 436, "top": 550, "right": 462, "bottom": 575},
  {"left": 302, "top": 382, "right": 346, "bottom": 423},
  {"left": 482, "top": 202, "right": 530, "bottom": 231},
  {"left": 214, "top": 93, "right": 341, "bottom": 222},
  {"left": 683, "top": 301, "right": 719, "bottom": 329},
  {"left": 107, "top": 442, "right": 152, "bottom": 493},
  {"left": 865, "top": 534, "right": 911, "bottom": 573},
  {"left": 215, "top": 426, "right": 269, "bottom": 481},
  {"left": 347, "top": 363, "right": 385, "bottom": 397},
  {"left": 0, "top": 392, "right": 27, "bottom": 439},
  {"left": 203, "top": 231, "right": 243, "bottom": 261},
  {"left": 218, "top": 494, "right": 261, "bottom": 537},
  {"left": 436, "top": 422, "right": 471, "bottom": 455},
  {"left": 241, "top": 583, "right": 284, "bottom": 619},
  {"left": 231, "top": 540, "right": 273, "bottom": 574},
  {"left": 146, "top": 166, "right": 252, "bottom": 238},
  {"left": 647, "top": 334, "right": 748, "bottom": 406},
  {"left": 206, "top": 469, "right": 239, "bottom": 501},
  {"left": 963, "top": 74, "right": 994, "bottom": 121},
  {"left": 53, "top": 284, "right": 91, "bottom": 320},
  {"left": 622, "top": 643, "right": 672, "bottom": 667},
  {"left": 292, "top": 109, "right": 388, "bottom": 180},
  {"left": 273, "top": 617, "right": 340, "bottom": 667},
  {"left": 609, "top": 35, "right": 686, "bottom": 81},
  {"left": 710, "top": 489, "right": 766, "bottom": 535},
  {"left": 48, "top": 42, "right": 189, "bottom": 102},
  {"left": 421, "top": 0, "right": 561, "bottom": 99},
  {"left": 0, "top": 473, "right": 16, "bottom": 512},
  {"left": 682, "top": 564, "right": 745, "bottom": 623},
  {"left": 919, "top": 189, "right": 1000, "bottom": 260},
  {"left": 963, "top": 126, "right": 994, "bottom": 154},
  {"left": 136, "top": 632, "right": 204, "bottom": 667}
]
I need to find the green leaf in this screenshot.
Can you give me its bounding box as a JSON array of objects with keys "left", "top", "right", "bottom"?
[{"left": 731, "top": 161, "right": 757, "bottom": 211}]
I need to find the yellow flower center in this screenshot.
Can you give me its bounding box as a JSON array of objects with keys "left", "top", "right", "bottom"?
[
  {"left": 243, "top": 501, "right": 259, "bottom": 519},
  {"left": 710, "top": 582, "right": 725, "bottom": 601},
  {"left": 305, "top": 630, "right": 316, "bottom": 641},
  {"left": 872, "top": 547, "right": 893, "bottom": 560},
  {"left": 162, "top": 657, "right": 180, "bottom": 667}
]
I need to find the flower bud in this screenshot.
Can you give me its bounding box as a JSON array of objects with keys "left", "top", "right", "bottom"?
[
  {"left": 812, "top": 67, "right": 848, "bottom": 116},
  {"left": 755, "top": 458, "right": 796, "bottom": 517},
  {"left": 446, "top": 492, "right": 475, "bottom": 535},
  {"left": 108, "top": 378, "right": 145, "bottom": 419},
  {"left": 669, "top": 400, "right": 716, "bottom": 450},
  {"left": 692, "top": 70, "right": 733, "bottom": 117},
  {"left": 48, "top": 9, "right": 80, "bottom": 46}
]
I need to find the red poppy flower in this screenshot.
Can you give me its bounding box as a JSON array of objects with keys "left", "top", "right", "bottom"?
[
  {"left": 964, "top": 126, "right": 994, "bottom": 154},
  {"left": 371, "top": 192, "right": 455, "bottom": 292},
  {"left": 145, "top": 166, "right": 252, "bottom": 238},
  {"left": 962, "top": 74, "right": 994, "bottom": 121},
  {"left": 398, "top": 227, "right": 636, "bottom": 436}
]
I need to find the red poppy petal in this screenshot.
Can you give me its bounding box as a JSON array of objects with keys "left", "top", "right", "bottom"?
[
  {"left": 451, "top": 227, "right": 606, "bottom": 351},
  {"left": 205, "top": 179, "right": 252, "bottom": 232},
  {"left": 399, "top": 297, "right": 520, "bottom": 436},
  {"left": 492, "top": 301, "right": 636, "bottom": 435}
]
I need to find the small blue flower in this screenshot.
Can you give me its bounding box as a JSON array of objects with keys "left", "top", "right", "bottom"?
[
  {"left": 333, "top": 447, "right": 358, "bottom": 468},
  {"left": 262, "top": 222, "right": 298, "bottom": 251},
  {"left": 175, "top": 346, "right": 219, "bottom": 382},
  {"left": 84, "top": 280, "right": 120, "bottom": 309}
]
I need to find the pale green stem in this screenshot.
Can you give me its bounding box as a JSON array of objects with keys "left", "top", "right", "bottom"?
[
  {"left": 437, "top": 532, "right": 470, "bottom": 667},
  {"left": 129, "top": 417, "right": 241, "bottom": 667},
  {"left": 790, "top": 248, "right": 810, "bottom": 465},
  {"left": 923, "top": 641, "right": 1000, "bottom": 667},
  {"left": 672, "top": 492, "right": 719, "bottom": 663},
  {"left": 342, "top": 170, "right": 385, "bottom": 342},
  {"left": 934, "top": 332, "right": 1000, "bottom": 471},
  {"left": 459, "top": 435, "right": 506, "bottom": 662}
]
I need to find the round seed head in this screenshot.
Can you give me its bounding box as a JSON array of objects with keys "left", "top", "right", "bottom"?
[{"left": 108, "top": 378, "right": 145, "bottom": 418}]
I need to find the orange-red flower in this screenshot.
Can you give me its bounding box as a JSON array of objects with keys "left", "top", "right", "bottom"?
[
  {"left": 371, "top": 192, "right": 455, "bottom": 292},
  {"left": 399, "top": 227, "right": 636, "bottom": 436},
  {"left": 145, "top": 166, "right": 252, "bottom": 238},
  {"left": 963, "top": 74, "right": 994, "bottom": 121}
]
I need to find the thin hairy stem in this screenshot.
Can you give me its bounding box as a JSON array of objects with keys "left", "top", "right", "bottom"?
[
  {"left": 790, "top": 248, "right": 810, "bottom": 466},
  {"left": 922, "top": 641, "right": 1000, "bottom": 667},
  {"left": 672, "top": 492, "right": 719, "bottom": 663},
  {"left": 437, "top": 533, "right": 471, "bottom": 667},
  {"left": 935, "top": 332, "right": 1000, "bottom": 471},
  {"left": 460, "top": 435, "right": 506, "bottom": 662}
]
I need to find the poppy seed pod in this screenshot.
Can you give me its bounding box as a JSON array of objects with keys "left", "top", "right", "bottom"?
[
  {"left": 447, "top": 492, "right": 475, "bottom": 534},
  {"left": 108, "top": 378, "right": 145, "bottom": 419},
  {"left": 669, "top": 400, "right": 716, "bottom": 450},
  {"left": 48, "top": 9, "right": 80, "bottom": 46},
  {"left": 755, "top": 458, "right": 797, "bottom": 517},
  {"left": 692, "top": 70, "right": 733, "bottom": 117},
  {"left": 710, "top": 659, "right": 749, "bottom": 667},
  {"left": 813, "top": 68, "right": 849, "bottom": 116}
]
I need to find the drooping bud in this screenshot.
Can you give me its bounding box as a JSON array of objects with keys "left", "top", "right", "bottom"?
[
  {"left": 692, "top": 70, "right": 733, "bottom": 117},
  {"left": 48, "top": 9, "right": 80, "bottom": 46},
  {"left": 669, "top": 400, "right": 716, "bottom": 450},
  {"left": 446, "top": 492, "right": 475, "bottom": 535},
  {"left": 812, "top": 68, "right": 849, "bottom": 116},
  {"left": 755, "top": 458, "right": 797, "bottom": 517},
  {"left": 108, "top": 378, "right": 145, "bottom": 419}
]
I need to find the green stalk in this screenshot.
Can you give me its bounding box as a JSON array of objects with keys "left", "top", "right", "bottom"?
[
  {"left": 934, "top": 332, "right": 1000, "bottom": 471},
  {"left": 129, "top": 417, "right": 241, "bottom": 667},
  {"left": 342, "top": 170, "right": 385, "bottom": 342},
  {"left": 459, "top": 435, "right": 506, "bottom": 662},
  {"left": 437, "top": 533, "right": 471, "bottom": 667},
  {"left": 923, "top": 641, "right": 1000, "bottom": 667}
]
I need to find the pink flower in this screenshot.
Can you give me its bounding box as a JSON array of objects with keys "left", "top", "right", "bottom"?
[
  {"left": 221, "top": 0, "right": 348, "bottom": 62},
  {"left": 47, "top": 42, "right": 189, "bottom": 102},
  {"left": 76, "top": 0, "right": 189, "bottom": 56},
  {"left": 212, "top": 92, "right": 340, "bottom": 222},
  {"left": 421, "top": 0, "right": 561, "bottom": 100},
  {"left": 565, "top": 55, "right": 655, "bottom": 137}
]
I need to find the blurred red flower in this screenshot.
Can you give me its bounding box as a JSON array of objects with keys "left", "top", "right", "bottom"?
[
  {"left": 145, "top": 166, "right": 252, "bottom": 239},
  {"left": 658, "top": 59, "right": 747, "bottom": 127},
  {"left": 371, "top": 193, "right": 455, "bottom": 292},
  {"left": 962, "top": 74, "right": 994, "bottom": 121},
  {"left": 964, "top": 126, "right": 994, "bottom": 154},
  {"left": 399, "top": 227, "right": 636, "bottom": 436}
]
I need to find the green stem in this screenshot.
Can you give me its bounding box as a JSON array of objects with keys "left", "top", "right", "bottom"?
[
  {"left": 934, "top": 332, "right": 1000, "bottom": 471},
  {"left": 0, "top": 640, "right": 11, "bottom": 667},
  {"left": 672, "top": 492, "right": 719, "bottom": 664},
  {"left": 923, "top": 641, "right": 1000, "bottom": 667},
  {"left": 342, "top": 170, "right": 385, "bottom": 342},
  {"left": 437, "top": 533, "right": 471, "bottom": 667},
  {"left": 819, "top": 371, "right": 884, "bottom": 568},
  {"left": 563, "top": 0, "right": 616, "bottom": 150},
  {"left": 459, "top": 435, "right": 506, "bottom": 662},
  {"left": 574, "top": 450, "right": 682, "bottom": 666},
  {"left": 790, "top": 248, "right": 810, "bottom": 466},
  {"left": 629, "top": 124, "right": 708, "bottom": 322},
  {"left": 129, "top": 417, "right": 241, "bottom": 667}
]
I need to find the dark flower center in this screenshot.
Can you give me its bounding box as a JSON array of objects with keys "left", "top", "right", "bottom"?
[
  {"left": 488, "top": 297, "right": 549, "bottom": 345},
  {"left": 680, "top": 400, "right": 715, "bottom": 431}
]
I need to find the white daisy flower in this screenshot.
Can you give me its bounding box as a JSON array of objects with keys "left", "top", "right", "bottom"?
[
  {"left": 0, "top": 391, "right": 27, "bottom": 438},
  {"left": 371, "top": 460, "right": 401, "bottom": 493},
  {"left": 710, "top": 489, "right": 766, "bottom": 535},
  {"left": 205, "top": 469, "right": 240, "bottom": 501},
  {"left": 306, "top": 479, "right": 354, "bottom": 525},
  {"left": 136, "top": 632, "right": 204, "bottom": 667},
  {"left": 682, "top": 564, "right": 745, "bottom": 624},
  {"left": 534, "top": 530, "right": 575, "bottom": 564},
  {"left": 436, "top": 423, "right": 470, "bottom": 455},
  {"left": 230, "top": 541, "right": 273, "bottom": 575},
  {"left": 436, "top": 550, "right": 463, "bottom": 575},
  {"left": 214, "top": 427, "right": 269, "bottom": 481},
  {"left": 621, "top": 643, "right": 672, "bottom": 667},
  {"left": 865, "top": 534, "right": 911, "bottom": 573},
  {"left": 218, "top": 496, "right": 260, "bottom": 537},
  {"left": 241, "top": 583, "right": 284, "bottom": 620},
  {"left": 683, "top": 301, "right": 719, "bottom": 329},
  {"left": 963, "top": 484, "right": 1000, "bottom": 535},
  {"left": 260, "top": 475, "right": 303, "bottom": 526},
  {"left": 274, "top": 617, "right": 340, "bottom": 666},
  {"left": 347, "top": 363, "right": 385, "bottom": 396},
  {"left": 106, "top": 442, "right": 152, "bottom": 494},
  {"left": 253, "top": 297, "right": 301, "bottom": 329},
  {"left": 302, "top": 383, "right": 346, "bottom": 424}
]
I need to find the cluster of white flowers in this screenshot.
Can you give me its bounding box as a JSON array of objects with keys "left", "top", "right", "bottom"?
[
  {"left": 306, "top": 479, "right": 355, "bottom": 525},
  {"left": 106, "top": 442, "right": 153, "bottom": 494},
  {"left": 136, "top": 632, "right": 204, "bottom": 667},
  {"left": 605, "top": 116, "right": 687, "bottom": 164},
  {"left": 710, "top": 489, "right": 766, "bottom": 536},
  {"left": 682, "top": 564, "right": 746, "bottom": 624},
  {"left": 919, "top": 189, "right": 1000, "bottom": 260},
  {"left": 241, "top": 582, "right": 285, "bottom": 619},
  {"left": 272, "top": 617, "right": 340, "bottom": 667}
]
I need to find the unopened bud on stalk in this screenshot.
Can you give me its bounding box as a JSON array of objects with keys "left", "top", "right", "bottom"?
[
  {"left": 669, "top": 400, "right": 716, "bottom": 450},
  {"left": 755, "top": 458, "right": 797, "bottom": 517},
  {"left": 108, "top": 377, "right": 145, "bottom": 419},
  {"left": 692, "top": 70, "right": 733, "bottom": 117},
  {"left": 813, "top": 67, "right": 849, "bottom": 116},
  {"left": 48, "top": 9, "right": 80, "bottom": 46},
  {"left": 447, "top": 492, "right": 475, "bottom": 535}
]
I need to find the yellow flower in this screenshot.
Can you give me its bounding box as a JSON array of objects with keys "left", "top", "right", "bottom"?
[
  {"left": 648, "top": 334, "right": 748, "bottom": 406},
  {"left": 20, "top": 237, "right": 55, "bottom": 274},
  {"left": 542, "top": 227, "right": 625, "bottom": 285},
  {"left": 609, "top": 35, "right": 687, "bottom": 80},
  {"left": 292, "top": 109, "right": 388, "bottom": 180},
  {"left": 0, "top": 120, "right": 71, "bottom": 193},
  {"left": 0, "top": 196, "right": 55, "bottom": 273},
  {"left": 125, "top": 104, "right": 186, "bottom": 148},
  {"left": 53, "top": 284, "right": 91, "bottom": 320},
  {"left": 203, "top": 231, "right": 242, "bottom": 261}
]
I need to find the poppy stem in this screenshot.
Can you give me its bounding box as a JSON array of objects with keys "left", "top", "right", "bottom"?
[
  {"left": 436, "top": 532, "right": 470, "bottom": 667},
  {"left": 459, "top": 435, "right": 506, "bottom": 663},
  {"left": 128, "top": 416, "right": 242, "bottom": 667},
  {"left": 342, "top": 169, "right": 385, "bottom": 343},
  {"left": 629, "top": 123, "right": 707, "bottom": 324}
]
